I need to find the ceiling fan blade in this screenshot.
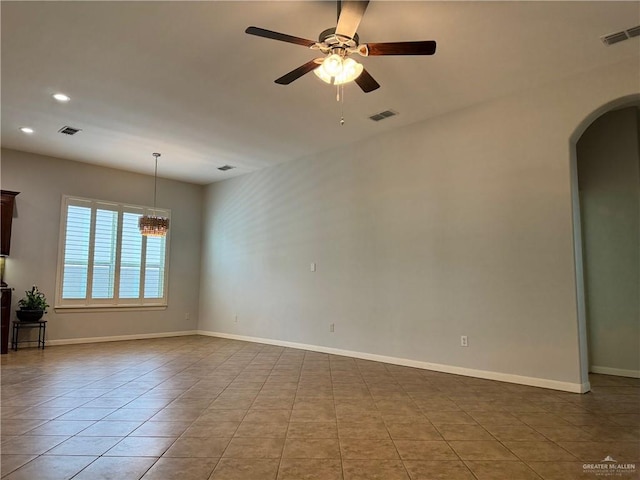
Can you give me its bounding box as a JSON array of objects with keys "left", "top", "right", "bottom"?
[
  {"left": 245, "top": 26, "right": 316, "bottom": 47},
  {"left": 365, "top": 41, "right": 437, "bottom": 56},
  {"left": 335, "top": 1, "right": 369, "bottom": 39},
  {"left": 355, "top": 68, "right": 380, "bottom": 93},
  {"left": 275, "top": 59, "right": 322, "bottom": 85}
]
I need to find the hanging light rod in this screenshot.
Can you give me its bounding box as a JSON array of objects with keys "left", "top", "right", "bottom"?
[{"left": 139, "top": 152, "right": 170, "bottom": 237}]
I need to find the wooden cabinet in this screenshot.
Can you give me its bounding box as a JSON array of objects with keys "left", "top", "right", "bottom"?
[
  {"left": 1, "top": 288, "right": 11, "bottom": 354},
  {"left": 1, "top": 190, "right": 19, "bottom": 354},
  {"left": 1, "top": 190, "right": 19, "bottom": 256}
]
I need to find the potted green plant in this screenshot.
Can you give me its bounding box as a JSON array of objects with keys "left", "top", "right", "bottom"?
[{"left": 16, "top": 285, "right": 49, "bottom": 322}]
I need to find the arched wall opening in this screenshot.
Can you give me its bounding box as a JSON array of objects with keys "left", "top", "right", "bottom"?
[{"left": 570, "top": 94, "right": 640, "bottom": 387}]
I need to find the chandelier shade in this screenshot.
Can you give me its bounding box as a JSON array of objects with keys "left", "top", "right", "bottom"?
[
  {"left": 138, "top": 215, "right": 170, "bottom": 237},
  {"left": 139, "top": 152, "right": 170, "bottom": 237}
]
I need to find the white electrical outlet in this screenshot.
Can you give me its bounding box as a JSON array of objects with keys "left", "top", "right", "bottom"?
[
  {"left": 460, "top": 335, "right": 468, "bottom": 347},
  {"left": 185, "top": 312, "right": 190, "bottom": 321},
  {"left": 311, "top": 262, "right": 317, "bottom": 272},
  {"left": 330, "top": 323, "right": 335, "bottom": 333},
  {"left": 234, "top": 315, "right": 238, "bottom": 323}
]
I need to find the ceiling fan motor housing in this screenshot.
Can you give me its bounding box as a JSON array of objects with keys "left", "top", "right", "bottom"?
[{"left": 319, "top": 27, "right": 359, "bottom": 48}]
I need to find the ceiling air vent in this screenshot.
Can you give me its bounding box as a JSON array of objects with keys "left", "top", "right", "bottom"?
[
  {"left": 218, "top": 165, "right": 235, "bottom": 171},
  {"left": 626, "top": 26, "right": 640, "bottom": 38},
  {"left": 58, "top": 126, "right": 82, "bottom": 135},
  {"left": 600, "top": 26, "right": 640, "bottom": 46},
  {"left": 369, "top": 110, "right": 398, "bottom": 122}
]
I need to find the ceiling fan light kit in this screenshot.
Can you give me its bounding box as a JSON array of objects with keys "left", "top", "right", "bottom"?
[
  {"left": 245, "top": 0, "right": 437, "bottom": 93},
  {"left": 313, "top": 55, "right": 364, "bottom": 86}
]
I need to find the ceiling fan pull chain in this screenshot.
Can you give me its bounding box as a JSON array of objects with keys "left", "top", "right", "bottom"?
[{"left": 340, "top": 84, "right": 345, "bottom": 126}]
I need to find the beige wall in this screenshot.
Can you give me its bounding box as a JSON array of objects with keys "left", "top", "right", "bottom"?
[
  {"left": 577, "top": 107, "right": 640, "bottom": 376},
  {"left": 1, "top": 148, "right": 204, "bottom": 341},
  {"left": 199, "top": 58, "right": 639, "bottom": 391}
]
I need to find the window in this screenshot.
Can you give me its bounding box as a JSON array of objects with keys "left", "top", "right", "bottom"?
[{"left": 56, "top": 196, "right": 170, "bottom": 308}]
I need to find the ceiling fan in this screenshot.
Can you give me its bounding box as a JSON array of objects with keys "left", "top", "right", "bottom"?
[{"left": 245, "top": 0, "right": 437, "bottom": 93}]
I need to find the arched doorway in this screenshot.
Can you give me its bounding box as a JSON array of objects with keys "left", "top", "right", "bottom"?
[{"left": 570, "top": 95, "right": 640, "bottom": 386}]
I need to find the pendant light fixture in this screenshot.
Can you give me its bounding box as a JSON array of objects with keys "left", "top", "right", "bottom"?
[{"left": 139, "top": 152, "right": 170, "bottom": 237}]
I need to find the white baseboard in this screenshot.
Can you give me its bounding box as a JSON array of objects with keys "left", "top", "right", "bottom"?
[
  {"left": 198, "top": 330, "right": 590, "bottom": 394},
  {"left": 47, "top": 330, "right": 198, "bottom": 346},
  {"left": 590, "top": 365, "right": 640, "bottom": 378}
]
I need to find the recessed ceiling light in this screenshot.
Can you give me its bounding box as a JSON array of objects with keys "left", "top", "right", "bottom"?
[
  {"left": 52, "top": 93, "right": 71, "bottom": 102},
  {"left": 19, "top": 127, "right": 34, "bottom": 134}
]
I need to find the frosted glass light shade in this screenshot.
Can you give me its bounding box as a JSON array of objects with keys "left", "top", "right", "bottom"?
[{"left": 314, "top": 57, "right": 363, "bottom": 85}]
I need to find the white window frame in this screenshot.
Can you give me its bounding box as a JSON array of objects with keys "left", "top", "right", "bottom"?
[{"left": 55, "top": 195, "right": 171, "bottom": 310}]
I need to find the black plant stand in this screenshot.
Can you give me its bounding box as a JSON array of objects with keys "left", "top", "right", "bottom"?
[{"left": 12, "top": 320, "right": 46, "bottom": 351}]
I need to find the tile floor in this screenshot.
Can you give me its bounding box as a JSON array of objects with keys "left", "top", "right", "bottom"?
[{"left": 1, "top": 335, "right": 638, "bottom": 479}]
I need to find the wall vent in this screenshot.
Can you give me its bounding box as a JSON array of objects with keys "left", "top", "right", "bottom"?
[
  {"left": 58, "top": 126, "right": 81, "bottom": 135},
  {"left": 369, "top": 110, "right": 398, "bottom": 122},
  {"left": 626, "top": 25, "right": 640, "bottom": 38},
  {"left": 218, "top": 165, "right": 235, "bottom": 171},
  {"left": 601, "top": 26, "right": 640, "bottom": 46}
]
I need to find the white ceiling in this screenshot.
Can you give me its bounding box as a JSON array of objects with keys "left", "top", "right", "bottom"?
[{"left": 2, "top": 1, "right": 638, "bottom": 184}]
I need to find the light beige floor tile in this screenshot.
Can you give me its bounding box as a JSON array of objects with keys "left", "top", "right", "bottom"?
[
  {"left": 222, "top": 437, "right": 284, "bottom": 458},
  {"left": 286, "top": 421, "right": 338, "bottom": 439},
  {"left": 424, "top": 412, "right": 477, "bottom": 426},
  {"left": 45, "top": 436, "right": 122, "bottom": 455},
  {"left": 150, "top": 407, "right": 204, "bottom": 422},
  {"left": 342, "top": 459, "right": 410, "bottom": 480},
  {"left": 403, "top": 460, "right": 475, "bottom": 480},
  {"left": 210, "top": 458, "right": 279, "bottom": 480},
  {"left": 182, "top": 420, "right": 239, "bottom": 437},
  {"left": 2, "top": 455, "right": 96, "bottom": 480},
  {"left": 243, "top": 409, "right": 290, "bottom": 424},
  {"left": 130, "top": 421, "right": 192, "bottom": 437},
  {"left": 581, "top": 425, "right": 640, "bottom": 442},
  {"left": 282, "top": 437, "right": 341, "bottom": 459},
  {"left": 338, "top": 421, "right": 390, "bottom": 439},
  {"left": 2, "top": 338, "right": 638, "bottom": 480},
  {"left": 80, "top": 398, "right": 132, "bottom": 409},
  {"left": 340, "top": 437, "right": 400, "bottom": 459},
  {"left": 234, "top": 421, "right": 288, "bottom": 438},
  {"left": 0, "top": 454, "right": 37, "bottom": 477},
  {"left": 163, "top": 436, "right": 229, "bottom": 458},
  {"left": 514, "top": 413, "right": 571, "bottom": 427},
  {"left": 0, "top": 435, "right": 70, "bottom": 455},
  {"left": 535, "top": 425, "right": 593, "bottom": 441},
  {"left": 393, "top": 440, "right": 457, "bottom": 460},
  {"left": 105, "top": 436, "right": 176, "bottom": 456},
  {"left": 199, "top": 409, "right": 248, "bottom": 423},
  {"left": 25, "top": 420, "right": 95, "bottom": 436},
  {"left": 448, "top": 441, "right": 518, "bottom": 460},
  {"left": 1, "top": 419, "right": 48, "bottom": 436},
  {"left": 484, "top": 424, "right": 547, "bottom": 441},
  {"left": 76, "top": 420, "right": 142, "bottom": 437},
  {"left": 12, "top": 407, "right": 73, "bottom": 420},
  {"left": 277, "top": 458, "right": 342, "bottom": 480},
  {"left": 468, "top": 411, "right": 525, "bottom": 427},
  {"left": 503, "top": 441, "right": 577, "bottom": 461},
  {"left": 56, "top": 408, "right": 117, "bottom": 421},
  {"left": 436, "top": 424, "right": 494, "bottom": 441},
  {"left": 72, "top": 456, "right": 157, "bottom": 480},
  {"left": 102, "top": 408, "right": 161, "bottom": 421},
  {"left": 465, "top": 460, "right": 542, "bottom": 479},
  {"left": 388, "top": 422, "right": 444, "bottom": 441},
  {"left": 528, "top": 461, "right": 602, "bottom": 480},
  {"left": 557, "top": 441, "right": 640, "bottom": 462},
  {"left": 141, "top": 457, "right": 219, "bottom": 480}
]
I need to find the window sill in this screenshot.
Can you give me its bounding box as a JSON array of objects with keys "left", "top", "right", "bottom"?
[{"left": 54, "top": 305, "right": 167, "bottom": 313}]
